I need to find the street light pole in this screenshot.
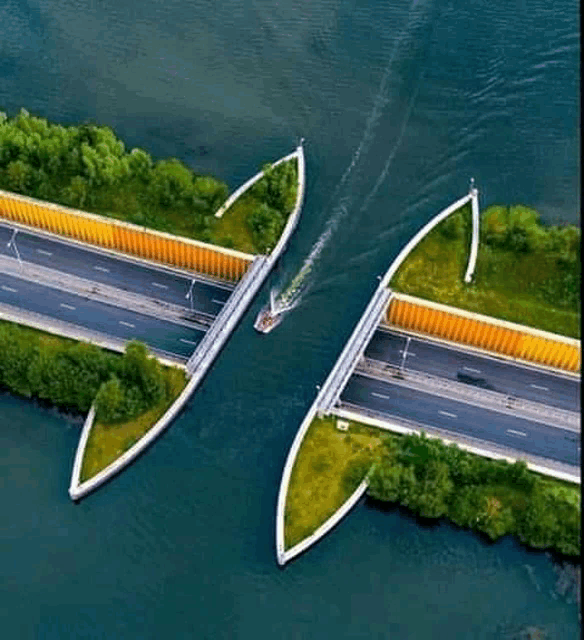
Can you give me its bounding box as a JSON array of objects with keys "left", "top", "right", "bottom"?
[
  {"left": 185, "top": 278, "right": 195, "bottom": 312},
  {"left": 399, "top": 336, "right": 411, "bottom": 374},
  {"left": 7, "top": 229, "right": 23, "bottom": 268}
]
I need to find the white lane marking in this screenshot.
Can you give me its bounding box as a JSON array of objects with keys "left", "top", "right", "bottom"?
[
  {"left": 1, "top": 285, "right": 17, "bottom": 293},
  {"left": 439, "top": 410, "right": 457, "bottom": 418},
  {"left": 530, "top": 384, "right": 549, "bottom": 391},
  {"left": 507, "top": 429, "right": 527, "bottom": 437},
  {"left": 60, "top": 303, "right": 76, "bottom": 311},
  {"left": 179, "top": 338, "right": 198, "bottom": 346},
  {"left": 94, "top": 265, "right": 110, "bottom": 273},
  {"left": 463, "top": 366, "right": 481, "bottom": 374},
  {"left": 212, "top": 299, "right": 225, "bottom": 305},
  {"left": 399, "top": 350, "right": 416, "bottom": 356},
  {"left": 36, "top": 249, "right": 53, "bottom": 256},
  {"left": 152, "top": 282, "right": 168, "bottom": 289},
  {"left": 119, "top": 321, "right": 135, "bottom": 328},
  {"left": 372, "top": 392, "right": 389, "bottom": 400}
]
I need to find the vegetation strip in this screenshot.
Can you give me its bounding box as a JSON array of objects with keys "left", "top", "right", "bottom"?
[
  {"left": 285, "top": 416, "right": 580, "bottom": 558},
  {"left": 391, "top": 201, "right": 580, "bottom": 338},
  {"left": 0, "top": 108, "right": 298, "bottom": 256},
  {"left": 80, "top": 367, "right": 186, "bottom": 482}
]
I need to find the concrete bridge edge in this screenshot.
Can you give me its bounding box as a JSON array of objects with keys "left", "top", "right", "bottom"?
[{"left": 69, "top": 144, "right": 306, "bottom": 501}]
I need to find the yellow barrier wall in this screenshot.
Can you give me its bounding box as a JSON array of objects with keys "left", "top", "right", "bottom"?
[
  {"left": 385, "top": 294, "right": 580, "bottom": 373},
  {"left": 0, "top": 190, "right": 254, "bottom": 282}
]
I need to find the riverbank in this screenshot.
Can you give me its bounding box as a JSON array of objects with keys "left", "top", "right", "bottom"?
[
  {"left": 391, "top": 202, "right": 580, "bottom": 338},
  {"left": 283, "top": 415, "right": 580, "bottom": 559},
  {"left": 0, "top": 109, "right": 298, "bottom": 256},
  {"left": 0, "top": 319, "right": 188, "bottom": 481}
]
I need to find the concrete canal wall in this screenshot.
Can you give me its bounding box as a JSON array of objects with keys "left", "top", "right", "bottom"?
[
  {"left": 69, "top": 144, "right": 306, "bottom": 500},
  {"left": 276, "top": 188, "right": 478, "bottom": 564},
  {"left": 276, "top": 277, "right": 389, "bottom": 565},
  {"left": 214, "top": 145, "right": 301, "bottom": 219},
  {"left": 69, "top": 256, "right": 269, "bottom": 500}
]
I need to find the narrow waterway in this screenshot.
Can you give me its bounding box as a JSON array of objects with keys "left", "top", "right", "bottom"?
[{"left": 0, "top": 0, "right": 579, "bottom": 637}]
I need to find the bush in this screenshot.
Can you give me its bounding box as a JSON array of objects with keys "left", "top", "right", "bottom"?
[{"left": 248, "top": 203, "right": 284, "bottom": 253}]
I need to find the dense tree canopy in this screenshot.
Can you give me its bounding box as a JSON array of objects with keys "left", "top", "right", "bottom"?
[
  {"left": 0, "top": 108, "right": 227, "bottom": 241},
  {"left": 0, "top": 322, "right": 173, "bottom": 425},
  {"left": 0, "top": 108, "right": 299, "bottom": 254},
  {"left": 367, "top": 432, "right": 580, "bottom": 558},
  {"left": 246, "top": 159, "right": 298, "bottom": 253}
]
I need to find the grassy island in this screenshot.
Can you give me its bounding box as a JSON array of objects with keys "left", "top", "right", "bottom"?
[
  {"left": 80, "top": 366, "right": 186, "bottom": 482},
  {"left": 0, "top": 108, "right": 298, "bottom": 255},
  {"left": 391, "top": 202, "right": 580, "bottom": 338},
  {"left": 284, "top": 416, "right": 381, "bottom": 549},
  {"left": 284, "top": 416, "right": 580, "bottom": 558}
]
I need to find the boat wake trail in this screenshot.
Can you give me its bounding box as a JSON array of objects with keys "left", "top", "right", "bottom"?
[{"left": 264, "top": 0, "right": 435, "bottom": 323}]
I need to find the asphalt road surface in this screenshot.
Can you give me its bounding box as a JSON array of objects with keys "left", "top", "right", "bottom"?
[
  {"left": 342, "top": 374, "right": 580, "bottom": 467},
  {"left": 0, "top": 223, "right": 232, "bottom": 317},
  {"left": 0, "top": 272, "right": 204, "bottom": 358},
  {"left": 366, "top": 329, "right": 580, "bottom": 412}
]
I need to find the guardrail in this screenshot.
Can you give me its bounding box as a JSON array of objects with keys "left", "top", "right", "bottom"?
[
  {"left": 381, "top": 190, "right": 474, "bottom": 288},
  {"left": 0, "top": 300, "right": 187, "bottom": 367},
  {"left": 186, "top": 256, "right": 267, "bottom": 375},
  {"left": 334, "top": 402, "right": 581, "bottom": 485},
  {"left": 356, "top": 357, "right": 580, "bottom": 431},
  {"left": 215, "top": 146, "right": 301, "bottom": 219},
  {"left": 318, "top": 286, "right": 392, "bottom": 413},
  {"left": 275, "top": 281, "right": 389, "bottom": 565}
]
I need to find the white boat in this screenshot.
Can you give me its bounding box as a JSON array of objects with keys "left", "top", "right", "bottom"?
[{"left": 254, "top": 291, "right": 284, "bottom": 334}]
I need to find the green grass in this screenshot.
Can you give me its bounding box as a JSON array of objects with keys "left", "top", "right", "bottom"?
[
  {"left": 391, "top": 204, "right": 580, "bottom": 338},
  {"left": 210, "top": 157, "right": 298, "bottom": 254},
  {"left": 285, "top": 416, "right": 580, "bottom": 556},
  {"left": 210, "top": 192, "right": 259, "bottom": 253},
  {"left": 80, "top": 367, "right": 187, "bottom": 482},
  {"left": 284, "top": 416, "right": 383, "bottom": 549},
  {"left": 0, "top": 319, "right": 79, "bottom": 350}
]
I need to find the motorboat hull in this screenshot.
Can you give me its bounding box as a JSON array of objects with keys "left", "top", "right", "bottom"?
[{"left": 253, "top": 305, "right": 284, "bottom": 334}]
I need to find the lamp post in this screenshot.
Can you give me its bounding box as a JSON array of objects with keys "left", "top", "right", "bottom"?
[
  {"left": 185, "top": 278, "right": 195, "bottom": 312},
  {"left": 399, "top": 336, "right": 411, "bottom": 374},
  {"left": 7, "top": 229, "right": 23, "bottom": 268}
]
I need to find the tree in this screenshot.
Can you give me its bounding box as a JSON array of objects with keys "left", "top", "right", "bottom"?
[
  {"left": 248, "top": 203, "right": 284, "bottom": 253},
  {"left": 476, "top": 495, "right": 515, "bottom": 540},
  {"left": 118, "top": 341, "right": 165, "bottom": 405},
  {"left": 482, "top": 205, "right": 508, "bottom": 248},
  {"left": 193, "top": 176, "right": 228, "bottom": 212},
  {"left": 438, "top": 211, "right": 465, "bottom": 240},
  {"left": 95, "top": 375, "right": 126, "bottom": 423},
  {"left": 128, "top": 148, "right": 153, "bottom": 182},
  {"left": 6, "top": 159, "right": 31, "bottom": 192},
  {"left": 148, "top": 159, "right": 195, "bottom": 207},
  {"left": 62, "top": 176, "right": 89, "bottom": 208},
  {"left": 409, "top": 459, "right": 453, "bottom": 518},
  {"left": 516, "top": 486, "right": 558, "bottom": 549}
]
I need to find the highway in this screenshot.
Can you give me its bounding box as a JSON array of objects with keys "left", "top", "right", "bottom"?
[
  {"left": 0, "top": 272, "right": 205, "bottom": 358},
  {"left": 0, "top": 223, "right": 232, "bottom": 317},
  {"left": 366, "top": 329, "right": 580, "bottom": 412},
  {"left": 341, "top": 374, "right": 581, "bottom": 467}
]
